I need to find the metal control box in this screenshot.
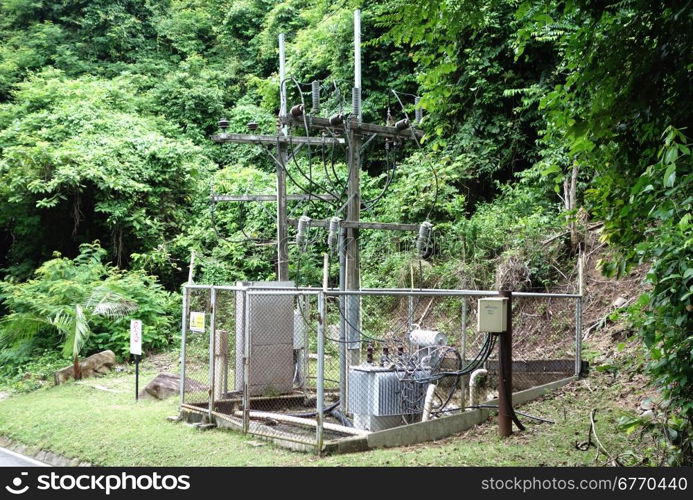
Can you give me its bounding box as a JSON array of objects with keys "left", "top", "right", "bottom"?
[{"left": 477, "top": 297, "right": 508, "bottom": 332}]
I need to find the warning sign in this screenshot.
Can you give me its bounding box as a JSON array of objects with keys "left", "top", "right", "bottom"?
[
  {"left": 189, "top": 312, "right": 205, "bottom": 333},
  {"left": 130, "top": 319, "right": 142, "bottom": 355}
]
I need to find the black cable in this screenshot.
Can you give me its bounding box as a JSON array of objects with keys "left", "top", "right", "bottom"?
[
  {"left": 261, "top": 140, "right": 335, "bottom": 206},
  {"left": 468, "top": 405, "right": 555, "bottom": 424},
  {"left": 390, "top": 88, "right": 439, "bottom": 220},
  {"left": 363, "top": 143, "right": 398, "bottom": 210},
  {"left": 287, "top": 135, "right": 341, "bottom": 205},
  {"left": 330, "top": 408, "right": 353, "bottom": 427}
]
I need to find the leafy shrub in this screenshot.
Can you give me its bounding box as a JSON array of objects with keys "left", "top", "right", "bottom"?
[
  {"left": 0, "top": 350, "right": 66, "bottom": 393},
  {"left": 0, "top": 243, "right": 178, "bottom": 371}
]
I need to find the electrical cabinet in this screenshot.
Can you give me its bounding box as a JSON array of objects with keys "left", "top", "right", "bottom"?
[
  {"left": 477, "top": 297, "right": 508, "bottom": 332},
  {"left": 235, "top": 281, "right": 295, "bottom": 396}
]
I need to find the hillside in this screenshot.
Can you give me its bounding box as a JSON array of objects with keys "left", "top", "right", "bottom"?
[
  {"left": 0, "top": 0, "right": 690, "bottom": 465},
  {"left": 0, "top": 241, "right": 661, "bottom": 465}
]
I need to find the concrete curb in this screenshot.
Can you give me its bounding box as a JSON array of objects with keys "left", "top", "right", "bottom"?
[{"left": 0, "top": 436, "right": 92, "bottom": 467}]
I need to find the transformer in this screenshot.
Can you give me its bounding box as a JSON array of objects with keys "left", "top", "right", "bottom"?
[{"left": 348, "top": 364, "right": 428, "bottom": 432}]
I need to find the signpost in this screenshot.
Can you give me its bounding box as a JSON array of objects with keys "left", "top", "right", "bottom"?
[{"left": 130, "top": 319, "right": 142, "bottom": 401}]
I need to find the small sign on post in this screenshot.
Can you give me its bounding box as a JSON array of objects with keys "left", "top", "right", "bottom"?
[{"left": 130, "top": 319, "right": 143, "bottom": 401}]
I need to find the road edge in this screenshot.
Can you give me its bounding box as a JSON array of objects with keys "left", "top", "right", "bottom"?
[{"left": 0, "top": 436, "right": 92, "bottom": 467}]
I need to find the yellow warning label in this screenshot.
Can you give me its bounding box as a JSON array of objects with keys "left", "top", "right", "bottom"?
[{"left": 189, "top": 312, "right": 205, "bottom": 333}]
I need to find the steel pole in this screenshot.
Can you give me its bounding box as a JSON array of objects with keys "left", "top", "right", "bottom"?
[
  {"left": 338, "top": 227, "right": 347, "bottom": 413},
  {"left": 353, "top": 9, "right": 362, "bottom": 121},
  {"left": 179, "top": 287, "right": 189, "bottom": 410},
  {"left": 242, "top": 291, "right": 251, "bottom": 433},
  {"left": 316, "top": 292, "right": 326, "bottom": 454},
  {"left": 208, "top": 287, "right": 217, "bottom": 421},
  {"left": 276, "top": 33, "right": 289, "bottom": 280}
]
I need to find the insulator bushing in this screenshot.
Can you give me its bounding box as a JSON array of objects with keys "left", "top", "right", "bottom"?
[
  {"left": 416, "top": 221, "right": 433, "bottom": 257},
  {"left": 352, "top": 87, "right": 361, "bottom": 118},
  {"left": 328, "top": 217, "right": 340, "bottom": 254},
  {"left": 311, "top": 81, "right": 320, "bottom": 114},
  {"left": 414, "top": 96, "right": 423, "bottom": 124},
  {"left": 296, "top": 215, "right": 311, "bottom": 248}
]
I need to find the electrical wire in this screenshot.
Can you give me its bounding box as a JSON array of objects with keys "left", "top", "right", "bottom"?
[
  {"left": 467, "top": 405, "right": 555, "bottom": 424},
  {"left": 209, "top": 185, "right": 274, "bottom": 244},
  {"left": 391, "top": 88, "right": 439, "bottom": 220}
]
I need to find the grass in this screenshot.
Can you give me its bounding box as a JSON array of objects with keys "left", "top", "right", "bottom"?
[{"left": 0, "top": 361, "right": 649, "bottom": 466}]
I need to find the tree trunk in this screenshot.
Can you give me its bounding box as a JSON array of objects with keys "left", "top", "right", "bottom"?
[{"left": 73, "top": 355, "right": 82, "bottom": 380}]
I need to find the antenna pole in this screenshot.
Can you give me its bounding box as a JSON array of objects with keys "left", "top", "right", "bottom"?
[{"left": 353, "top": 9, "right": 362, "bottom": 121}]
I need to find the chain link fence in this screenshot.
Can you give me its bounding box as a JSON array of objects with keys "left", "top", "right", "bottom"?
[{"left": 179, "top": 285, "right": 581, "bottom": 453}]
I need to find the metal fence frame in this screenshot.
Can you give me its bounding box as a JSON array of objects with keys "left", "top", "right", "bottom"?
[{"left": 179, "top": 285, "right": 582, "bottom": 454}]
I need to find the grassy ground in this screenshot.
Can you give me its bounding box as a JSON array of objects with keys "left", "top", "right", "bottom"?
[{"left": 0, "top": 358, "right": 648, "bottom": 466}]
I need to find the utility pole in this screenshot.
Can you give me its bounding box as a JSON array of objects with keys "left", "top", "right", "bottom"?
[
  {"left": 345, "top": 10, "right": 363, "bottom": 367},
  {"left": 211, "top": 12, "right": 426, "bottom": 409},
  {"left": 277, "top": 33, "right": 289, "bottom": 281}
]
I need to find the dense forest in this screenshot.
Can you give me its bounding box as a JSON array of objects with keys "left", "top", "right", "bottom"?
[{"left": 0, "top": 0, "right": 690, "bottom": 462}]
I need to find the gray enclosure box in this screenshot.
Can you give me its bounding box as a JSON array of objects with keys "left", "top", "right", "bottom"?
[
  {"left": 348, "top": 364, "right": 427, "bottom": 431},
  {"left": 235, "top": 281, "right": 295, "bottom": 396}
]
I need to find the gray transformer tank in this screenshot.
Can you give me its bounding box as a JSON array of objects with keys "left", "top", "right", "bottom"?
[{"left": 348, "top": 364, "right": 428, "bottom": 431}]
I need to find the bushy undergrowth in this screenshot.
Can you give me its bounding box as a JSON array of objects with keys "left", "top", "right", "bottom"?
[{"left": 0, "top": 243, "right": 178, "bottom": 377}]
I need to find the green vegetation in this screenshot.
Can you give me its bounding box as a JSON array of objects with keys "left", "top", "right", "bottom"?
[
  {"left": 0, "top": 366, "right": 647, "bottom": 466},
  {"left": 0, "top": 243, "right": 176, "bottom": 376},
  {"left": 0, "top": 0, "right": 689, "bottom": 464}
]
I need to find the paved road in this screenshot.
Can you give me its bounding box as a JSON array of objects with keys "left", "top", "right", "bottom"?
[{"left": 0, "top": 447, "right": 47, "bottom": 467}]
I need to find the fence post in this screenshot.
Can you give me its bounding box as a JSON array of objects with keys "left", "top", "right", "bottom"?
[
  {"left": 208, "top": 287, "right": 217, "bottom": 422},
  {"left": 242, "top": 289, "right": 250, "bottom": 434},
  {"left": 460, "top": 297, "right": 468, "bottom": 407},
  {"left": 498, "top": 289, "right": 513, "bottom": 437},
  {"left": 575, "top": 296, "right": 583, "bottom": 376},
  {"left": 407, "top": 295, "right": 414, "bottom": 352},
  {"left": 316, "top": 291, "right": 325, "bottom": 455},
  {"left": 576, "top": 251, "right": 584, "bottom": 376},
  {"left": 179, "top": 286, "right": 189, "bottom": 410}
]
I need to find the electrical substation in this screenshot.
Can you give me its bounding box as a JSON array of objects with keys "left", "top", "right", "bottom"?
[{"left": 178, "top": 10, "right": 585, "bottom": 454}]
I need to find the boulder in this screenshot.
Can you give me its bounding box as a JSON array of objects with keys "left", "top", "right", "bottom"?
[
  {"left": 54, "top": 350, "right": 117, "bottom": 385},
  {"left": 139, "top": 372, "right": 209, "bottom": 400}
]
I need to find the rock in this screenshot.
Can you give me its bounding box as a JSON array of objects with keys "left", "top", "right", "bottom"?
[
  {"left": 54, "top": 350, "right": 117, "bottom": 385},
  {"left": 641, "top": 410, "right": 655, "bottom": 419},
  {"left": 612, "top": 296, "right": 628, "bottom": 308},
  {"left": 640, "top": 398, "right": 655, "bottom": 411},
  {"left": 139, "top": 372, "right": 208, "bottom": 400}
]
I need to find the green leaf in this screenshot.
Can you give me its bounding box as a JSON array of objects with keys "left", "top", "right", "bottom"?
[{"left": 663, "top": 163, "right": 676, "bottom": 187}]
